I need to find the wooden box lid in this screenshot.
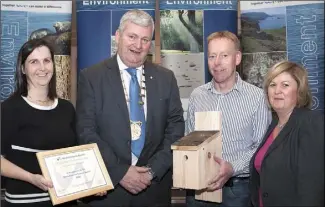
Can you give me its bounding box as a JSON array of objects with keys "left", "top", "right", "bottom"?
[{"left": 171, "top": 130, "right": 219, "bottom": 151}]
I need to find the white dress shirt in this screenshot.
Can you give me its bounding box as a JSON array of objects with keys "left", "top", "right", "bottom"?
[{"left": 117, "top": 55, "right": 147, "bottom": 165}]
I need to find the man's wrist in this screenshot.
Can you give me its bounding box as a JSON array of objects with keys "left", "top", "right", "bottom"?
[{"left": 145, "top": 165, "right": 156, "bottom": 180}]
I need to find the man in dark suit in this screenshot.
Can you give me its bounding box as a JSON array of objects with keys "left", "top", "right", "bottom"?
[{"left": 76, "top": 10, "right": 185, "bottom": 207}]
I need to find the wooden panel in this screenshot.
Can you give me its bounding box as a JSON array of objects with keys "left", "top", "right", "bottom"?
[
  {"left": 69, "top": 0, "right": 77, "bottom": 106},
  {"left": 197, "top": 135, "right": 218, "bottom": 190},
  {"left": 172, "top": 133, "right": 220, "bottom": 190},
  {"left": 195, "top": 133, "right": 222, "bottom": 203},
  {"left": 70, "top": 46, "right": 77, "bottom": 106},
  {"left": 173, "top": 150, "right": 199, "bottom": 189},
  {"left": 154, "top": 0, "right": 161, "bottom": 64},
  {"left": 237, "top": 1, "right": 241, "bottom": 35},
  {"left": 71, "top": 0, "right": 77, "bottom": 46},
  {"left": 194, "top": 111, "right": 222, "bottom": 203},
  {"left": 195, "top": 111, "right": 222, "bottom": 131}
]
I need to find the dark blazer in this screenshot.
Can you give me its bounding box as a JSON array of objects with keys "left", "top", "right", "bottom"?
[
  {"left": 249, "top": 107, "right": 324, "bottom": 207},
  {"left": 76, "top": 56, "right": 185, "bottom": 206}
]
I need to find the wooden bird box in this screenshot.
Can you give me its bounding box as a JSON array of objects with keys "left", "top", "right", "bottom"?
[{"left": 171, "top": 111, "right": 222, "bottom": 203}]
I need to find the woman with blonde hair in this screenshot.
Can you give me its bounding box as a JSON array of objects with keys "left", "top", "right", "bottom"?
[{"left": 249, "top": 61, "right": 324, "bottom": 206}]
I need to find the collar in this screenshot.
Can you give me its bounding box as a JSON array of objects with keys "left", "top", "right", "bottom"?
[
  {"left": 208, "top": 72, "right": 243, "bottom": 94},
  {"left": 117, "top": 54, "right": 143, "bottom": 71}
]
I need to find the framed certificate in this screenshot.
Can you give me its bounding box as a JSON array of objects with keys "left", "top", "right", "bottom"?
[{"left": 36, "top": 143, "right": 114, "bottom": 205}]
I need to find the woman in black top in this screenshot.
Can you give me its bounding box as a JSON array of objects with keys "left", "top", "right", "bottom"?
[{"left": 1, "top": 39, "right": 77, "bottom": 207}]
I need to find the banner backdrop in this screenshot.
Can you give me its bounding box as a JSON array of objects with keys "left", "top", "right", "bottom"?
[
  {"left": 0, "top": 1, "right": 72, "bottom": 101},
  {"left": 76, "top": 1, "right": 155, "bottom": 72},
  {"left": 159, "top": 0, "right": 238, "bottom": 117},
  {"left": 240, "top": 1, "right": 324, "bottom": 111}
]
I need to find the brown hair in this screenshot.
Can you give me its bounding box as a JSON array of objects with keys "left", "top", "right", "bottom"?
[
  {"left": 207, "top": 31, "right": 241, "bottom": 51},
  {"left": 264, "top": 60, "right": 312, "bottom": 108},
  {"left": 15, "top": 38, "right": 57, "bottom": 100}
]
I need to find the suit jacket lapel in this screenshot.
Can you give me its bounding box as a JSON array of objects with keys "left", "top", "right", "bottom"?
[
  {"left": 103, "top": 59, "right": 158, "bottom": 143},
  {"left": 104, "top": 56, "right": 130, "bottom": 125},
  {"left": 143, "top": 61, "right": 157, "bottom": 142},
  {"left": 264, "top": 108, "right": 299, "bottom": 159}
]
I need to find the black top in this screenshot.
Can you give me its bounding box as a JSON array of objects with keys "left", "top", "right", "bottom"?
[{"left": 1, "top": 94, "right": 77, "bottom": 206}]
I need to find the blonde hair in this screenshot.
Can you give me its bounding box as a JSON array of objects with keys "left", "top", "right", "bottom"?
[
  {"left": 264, "top": 61, "right": 312, "bottom": 108},
  {"left": 207, "top": 31, "right": 241, "bottom": 51}
]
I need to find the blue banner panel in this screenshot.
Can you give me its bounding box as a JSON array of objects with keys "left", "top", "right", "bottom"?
[{"left": 287, "top": 3, "right": 324, "bottom": 111}]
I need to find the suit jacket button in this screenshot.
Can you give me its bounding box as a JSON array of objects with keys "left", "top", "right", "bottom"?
[
  {"left": 263, "top": 192, "right": 268, "bottom": 197},
  {"left": 127, "top": 141, "right": 130, "bottom": 145}
]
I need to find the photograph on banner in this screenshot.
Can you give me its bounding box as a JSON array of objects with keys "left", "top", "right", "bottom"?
[
  {"left": 239, "top": 1, "right": 324, "bottom": 111},
  {"left": 160, "top": 9, "right": 204, "bottom": 100},
  {"left": 0, "top": 1, "right": 72, "bottom": 101},
  {"left": 76, "top": 1, "right": 155, "bottom": 72},
  {"left": 159, "top": 0, "right": 238, "bottom": 118}
]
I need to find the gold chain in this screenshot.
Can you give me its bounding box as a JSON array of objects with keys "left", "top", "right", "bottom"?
[
  {"left": 120, "top": 66, "right": 146, "bottom": 105},
  {"left": 27, "top": 95, "right": 52, "bottom": 106}
]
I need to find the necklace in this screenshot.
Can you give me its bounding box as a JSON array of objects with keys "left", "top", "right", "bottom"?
[
  {"left": 120, "top": 66, "right": 146, "bottom": 105},
  {"left": 277, "top": 110, "right": 293, "bottom": 130},
  {"left": 278, "top": 124, "right": 284, "bottom": 128},
  {"left": 27, "top": 95, "right": 51, "bottom": 105},
  {"left": 277, "top": 122, "right": 286, "bottom": 130}
]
